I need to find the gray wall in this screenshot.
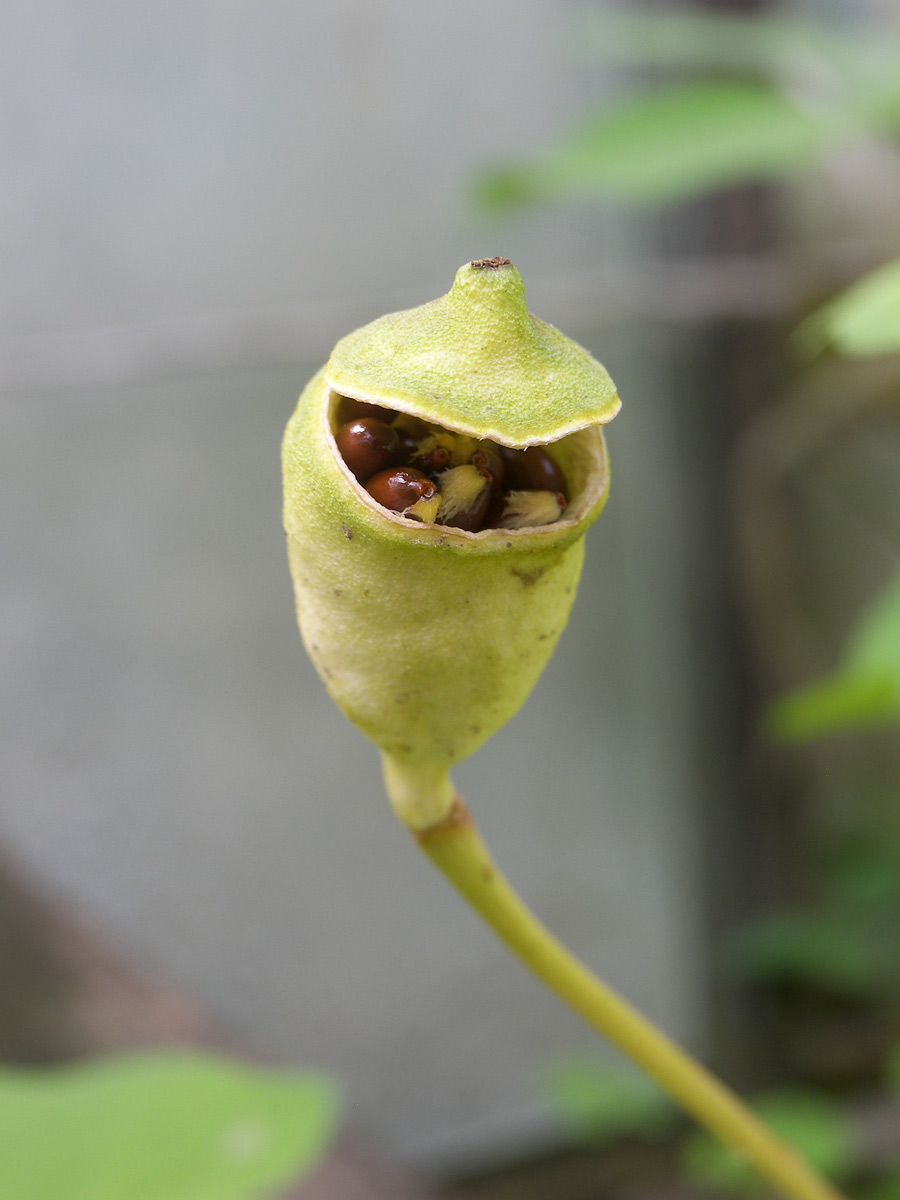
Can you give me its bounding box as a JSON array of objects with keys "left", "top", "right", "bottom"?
[{"left": 1, "top": 1, "right": 708, "bottom": 1172}]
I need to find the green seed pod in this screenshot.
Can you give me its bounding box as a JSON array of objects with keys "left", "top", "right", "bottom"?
[{"left": 282, "top": 258, "right": 620, "bottom": 829}]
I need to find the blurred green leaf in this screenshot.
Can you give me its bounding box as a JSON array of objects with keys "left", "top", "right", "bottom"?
[
  {"left": 472, "top": 81, "right": 835, "bottom": 210},
  {"left": 473, "top": 11, "right": 900, "bottom": 216},
  {"left": 682, "top": 1090, "right": 857, "bottom": 1191},
  {"left": 849, "top": 572, "right": 900, "bottom": 671},
  {"left": 767, "top": 672, "right": 900, "bottom": 741},
  {"left": 0, "top": 1051, "right": 340, "bottom": 1200},
  {"left": 885, "top": 1038, "right": 900, "bottom": 1096},
  {"left": 574, "top": 11, "right": 900, "bottom": 131},
  {"left": 796, "top": 258, "right": 900, "bottom": 359},
  {"left": 539, "top": 1060, "right": 676, "bottom": 1143},
  {"left": 768, "top": 571, "right": 900, "bottom": 741},
  {"left": 824, "top": 839, "right": 900, "bottom": 912},
  {"left": 726, "top": 910, "right": 891, "bottom": 996}
]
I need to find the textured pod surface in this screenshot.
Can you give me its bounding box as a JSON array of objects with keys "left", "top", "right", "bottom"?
[
  {"left": 282, "top": 260, "right": 618, "bottom": 796},
  {"left": 327, "top": 259, "right": 620, "bottom": 444}
]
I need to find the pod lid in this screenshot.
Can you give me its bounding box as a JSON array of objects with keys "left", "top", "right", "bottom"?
[{"left": 325, "top": 258, "right": 620, "bottom": 446}]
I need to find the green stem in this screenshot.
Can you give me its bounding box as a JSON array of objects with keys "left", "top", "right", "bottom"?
[{"left": 413, "top": 798, "right": 845, "bottom": 1200}]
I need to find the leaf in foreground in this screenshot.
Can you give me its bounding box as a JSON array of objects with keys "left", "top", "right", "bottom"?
[{"left": 0, "top": 1050, "right": 340, "bottom": 1200}]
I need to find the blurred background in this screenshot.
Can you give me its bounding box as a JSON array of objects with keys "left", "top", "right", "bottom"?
[{"left": 4, "top": 1, "right": 900, "bottom": 1197}]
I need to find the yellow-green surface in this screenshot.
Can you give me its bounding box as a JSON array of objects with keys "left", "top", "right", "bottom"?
[
  {"left": 327, "top": 259, "right": 620, "bottom": 444},
  {"left": 283, "top": 260, "right": 617, "bottom": 825}
]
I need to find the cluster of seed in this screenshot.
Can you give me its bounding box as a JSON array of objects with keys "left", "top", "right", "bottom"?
[{"left": 333, "top": 395, "right": 569, "bottom": 532}]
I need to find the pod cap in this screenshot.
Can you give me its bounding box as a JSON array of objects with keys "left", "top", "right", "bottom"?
[{"left": 326, "top": 257, "right": 620, "bottom": 447}]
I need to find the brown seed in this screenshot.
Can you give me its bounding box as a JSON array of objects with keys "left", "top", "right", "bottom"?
[
  {"left": 484, "top": 489, "right": 507, "bottom": 529},
  {"left": 365, "top": 467, "right": 436, "bottom": 513},
  {"left": 411, "top": 444, "right": 452, "bottom": 476},
  {"left": 498, "top": 444, "right": 567, "bottom": 500},
  {"left": 436, "top": 465, "right": 492, "bottom": 532},
  {"left": 443, "top": 488, "right": 490, "bottom": 532},
  {"left": 394, "top": 428, "right": 419, "bottom": 462},
  {"left": 391, "top": 414, "right": 431, "bottom": 463},
  {"left": 335, "top": 395, "right": 395, "bottom": 425},
  {"left": 471, "top": 443, "right": 504, "bottom": 493},
  {"left": 336, "top": 418, "right": 400, "bottom": 482}
]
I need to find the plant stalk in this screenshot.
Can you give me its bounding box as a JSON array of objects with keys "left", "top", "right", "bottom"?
[{"left": 413, "top": 798, "right": 845, "bottom": 1200}]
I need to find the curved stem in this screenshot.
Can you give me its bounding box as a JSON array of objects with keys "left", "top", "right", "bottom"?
[{"left": 413, "top": 798, "right": 845, "bottom": 1200}]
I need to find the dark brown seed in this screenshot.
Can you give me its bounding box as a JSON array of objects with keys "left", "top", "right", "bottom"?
[
  {"left": 336, "top": 395, "right": 396, "bottom": 425},
  {"left": 410, "top": 445, "right": 452, "bottom": 476},
  {"left": 484, "top": 489, "right": 507, "bottom": 529},
  {"left": 394, "top": 428, "right": 419, "bottom": 462},
  {"left": 442, "top": 487, "right": 490, "bottom": 531},
  {"left": 336, "top": 418, "right": 400, "bottom": 482},
  {"left": 365, "top": 467, "right": 436, "bottom": 513},
  {"left": 471, "top": 443, "right": 504, "bottom": 492},
  {"left": 436, "top": 465, "right": 491, "bottom": 532},
  {"left": 498, "top": 444, "right": 568, "bottom": 500},
  {"left": 391, "top": 414, "right": 431, "bottom": 464}
]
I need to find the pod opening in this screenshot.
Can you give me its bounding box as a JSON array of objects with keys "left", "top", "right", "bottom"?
[{"left": 327, "top": 391, "right": 608, "bottom": 537}]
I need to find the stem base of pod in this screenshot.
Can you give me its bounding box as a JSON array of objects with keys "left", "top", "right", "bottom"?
[{"left": 382, "top": 756, "right": 456, "bottom": 831}]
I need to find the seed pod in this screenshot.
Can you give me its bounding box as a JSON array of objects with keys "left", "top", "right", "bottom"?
[
  {"left": 335, "top": 417, "right": 400, "bottom": 482},
  {"left": 499, "top": 444, "right": 568, "bottom": 501},
  {"left": 283, "top": 259, "right": 620, "bottom": 827},
  {"left": 365, "top": 467, "right": 436, "bottom": 513}
]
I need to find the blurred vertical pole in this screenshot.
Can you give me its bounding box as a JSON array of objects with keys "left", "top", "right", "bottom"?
[{"left": 664, "top": 0, "right": 792, "bottom": 1084}]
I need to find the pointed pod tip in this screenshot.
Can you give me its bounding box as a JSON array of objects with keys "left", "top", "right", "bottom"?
[
  {"left": 447, "top": 257, "right": 530, "bottom": 336},
  {"left": 326, "top": 260, "right": 619, "bottom": 444}
]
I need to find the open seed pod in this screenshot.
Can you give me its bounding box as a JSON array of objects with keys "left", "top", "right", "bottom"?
[{"left": 282, "top": 258, "right": 620, "bottom": 828}]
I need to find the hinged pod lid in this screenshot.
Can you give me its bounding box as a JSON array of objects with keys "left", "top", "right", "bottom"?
[{"left": 325, "top": 258, "right": 621, "bottom": 446}]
